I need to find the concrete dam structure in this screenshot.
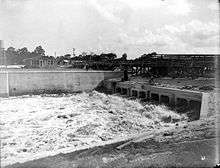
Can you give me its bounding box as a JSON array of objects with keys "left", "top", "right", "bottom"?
[
  {"left": 0, "top": 70, "right": 214, "bottom": 120},
  {"left": 0, "top": 70, "right": 123, "bottom": 97},
  {"left": 103, "top": 79, "right": 215, "bottom": 120}
]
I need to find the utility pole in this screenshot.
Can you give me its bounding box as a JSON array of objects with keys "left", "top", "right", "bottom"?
[{"left": 72, "top": 48, "right": 75, "bottom": 57}]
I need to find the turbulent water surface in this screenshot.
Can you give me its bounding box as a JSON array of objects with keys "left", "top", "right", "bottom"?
[{"left": 0, "top": 91, "right": 186, "bottom": 165}]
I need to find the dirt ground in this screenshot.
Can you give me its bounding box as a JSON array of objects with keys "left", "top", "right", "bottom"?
[{"left": 129, "top": 76, "right": 215, "bottom": 92}]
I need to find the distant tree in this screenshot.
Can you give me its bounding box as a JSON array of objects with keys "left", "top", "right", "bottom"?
[
  {"left": 121, "top": 53, "right": 127, "bottom": 61},
  {"left": 148, "top": 52, "right": 157, "bottom": 56},
  {"left": 100, "top": 53, "right": 117, "bottom": 60},
  {"left": 90, "top": 52, "right": 95, "bottom": 56},
  {"left": 107, "top": 53, "right": 117, "bottom": 60},
  {"left": 17, "top": 47, "right": 30, "bottom": 64},
  {"left": 6, "top": 47, "right": 16, "bottom": 53},
  {"left": 34, "top": 46, "right": 45, "bottom": 56},
  {"left": 137, "top": 52, "right": 158, "bottom": 61},
  {"left": 17, "top": 47, "right": 28, "bottom": 55},
  {"left": 5, "top": 47, "right": 17, "bottom": 64},
  {"left": 56, "top": 56, "right": 65, "bottom": 65},
  {"left": 81, "top": 52, "right": 87, "bottom": 57},
  {"left": 140, "top": 54, "right": 147, "bottom": 58},
  {"left": 64, "top": 54, "right": 71, "bottom": 59}
]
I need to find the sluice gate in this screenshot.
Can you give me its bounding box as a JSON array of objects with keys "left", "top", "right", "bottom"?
[{"left": 104, "top": 79, "right": 215, "bottom": 120}]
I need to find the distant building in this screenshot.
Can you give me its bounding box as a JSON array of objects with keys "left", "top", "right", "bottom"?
[
  {"left": 23, "top": 56, "right": 56, "bottom": 68},
  {"left": 56, "top": 57, "right": 71, "bottom": 67}
]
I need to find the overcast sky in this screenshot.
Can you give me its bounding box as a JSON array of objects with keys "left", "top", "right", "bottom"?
[{"left": 0, "top": 0, "right": 219, "bottom": 58}]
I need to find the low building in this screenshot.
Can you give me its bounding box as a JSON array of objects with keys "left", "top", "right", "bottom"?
[{"left": 23, "top": 56, "right": 56, "bottom": 68}]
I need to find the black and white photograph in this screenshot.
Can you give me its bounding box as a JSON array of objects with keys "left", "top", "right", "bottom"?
[{"left": 0, "top": 0, "right": 220, "bottom": 167}]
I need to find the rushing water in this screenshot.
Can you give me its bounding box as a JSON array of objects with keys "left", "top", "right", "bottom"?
[{"left": 0, "top": 91, "right": 187, "bottom": 166}]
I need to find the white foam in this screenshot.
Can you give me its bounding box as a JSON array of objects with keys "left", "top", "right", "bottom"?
[{"left": 0, "top": 91, "right": 186, "bottom": 166}]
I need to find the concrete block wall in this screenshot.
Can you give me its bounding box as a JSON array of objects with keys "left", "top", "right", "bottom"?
[{"left": 0, "top": 71, "right": 123, "bottom": 97}]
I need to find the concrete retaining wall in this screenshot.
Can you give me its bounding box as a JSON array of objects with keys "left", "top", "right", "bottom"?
[
  {"left": 104, "top": 80, "right": 215, "bottom": 119},
  {"left": 0, "top": 70, "right": 123, "bottom": 97}
]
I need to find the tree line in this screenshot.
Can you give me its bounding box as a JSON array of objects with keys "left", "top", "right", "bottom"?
[
  {"left": 4, "top": 45, "right": 128, "bottom": 65},
  {"left": 5, "top": 46, "right": 46, "bottom": 65}
]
